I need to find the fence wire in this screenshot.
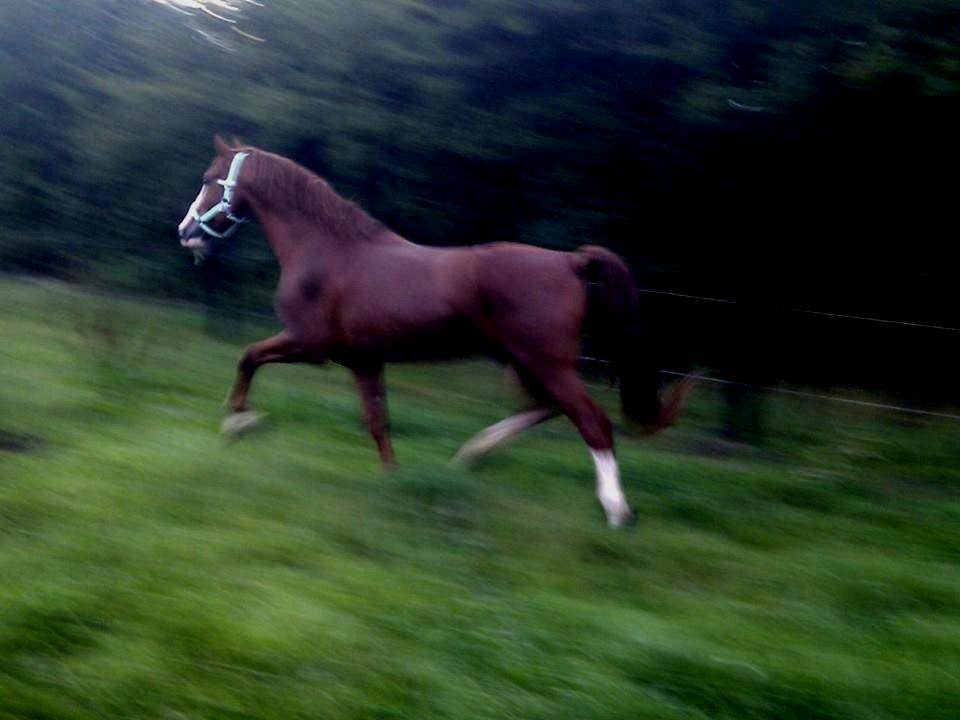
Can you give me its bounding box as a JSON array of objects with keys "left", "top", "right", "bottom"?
[{"left": 11, "top": 273, "right": 960, "bottom": 422}]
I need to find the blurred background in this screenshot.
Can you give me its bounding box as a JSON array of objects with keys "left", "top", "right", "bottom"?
[
  {"left": 2, "top": 0, "right": 958, "bottom": 403},
  {"left": 1, "top": 2, "right": 959, "bottom": 719}
]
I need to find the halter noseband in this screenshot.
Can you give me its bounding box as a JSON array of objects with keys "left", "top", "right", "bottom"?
[{"left": 192, "top": 151, "right": 250, "bottom": 239}]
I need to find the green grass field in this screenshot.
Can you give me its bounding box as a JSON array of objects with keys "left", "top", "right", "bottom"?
[{"left": 1, "top": 278, "right": 958, "bottom": 720}]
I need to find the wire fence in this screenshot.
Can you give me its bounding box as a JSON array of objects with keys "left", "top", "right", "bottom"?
[
  {"left": 10, "top": 272, "right": 959, "bottom": 422},
  {"left": 636, "top": 288, "right": 960, "bottom": 333},
  {"left": 591, "top": 285, "right": 960, "bottom": 422},
  {"left": 577, "top": 353, "right": 960, "bottom": 422},
  {"left": 660, "top": 371, "right": 960, "bottom": 422}
]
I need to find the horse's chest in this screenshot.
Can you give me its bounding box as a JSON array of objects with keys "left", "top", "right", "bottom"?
[{"left": 275, "top": 274, "right": 334, "bottom": 337}]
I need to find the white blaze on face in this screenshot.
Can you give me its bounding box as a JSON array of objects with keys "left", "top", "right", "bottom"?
[{"left": 178, "top": 185, "right": 209, "bottom": 245}]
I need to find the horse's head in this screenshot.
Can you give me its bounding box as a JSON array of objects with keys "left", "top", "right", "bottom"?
[{"left": 178, "top": 135, "right": 252, "bottom": 254}]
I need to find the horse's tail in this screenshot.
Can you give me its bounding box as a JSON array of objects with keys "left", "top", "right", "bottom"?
[{"left": 573, "top": 245, "right": 695, "bottom": 433}]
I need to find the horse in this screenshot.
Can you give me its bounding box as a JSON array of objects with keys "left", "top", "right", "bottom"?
[{"left": 178, "top": 136, "right": 693, "bottom": 527}]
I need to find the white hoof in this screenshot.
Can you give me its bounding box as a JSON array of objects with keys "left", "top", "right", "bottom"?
[
  {"left": 221, "top": 410, "right": 265, "bottom": 438},
  {"left": 605, "top": 503, "right": 636, "bottom": 529},
  {"left": 451, "top": 452, "right": 478, "bottom": 468}
]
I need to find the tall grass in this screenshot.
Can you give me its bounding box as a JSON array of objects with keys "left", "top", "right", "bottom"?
[{"left": 1, "top": 278, "right": 958, "bottom": 719}]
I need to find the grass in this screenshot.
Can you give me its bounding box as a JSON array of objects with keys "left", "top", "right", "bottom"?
[{"left": 1, "top": 277, "right": 958, "bottom": 719}]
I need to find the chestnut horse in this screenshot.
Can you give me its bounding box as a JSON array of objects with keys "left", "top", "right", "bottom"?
[{"left": 178, "top": 137, "right": 692, "bottom": 527}]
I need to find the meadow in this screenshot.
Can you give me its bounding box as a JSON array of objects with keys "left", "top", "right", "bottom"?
[{"left": 1, "top": 277, "right": 958, "bottom": 720}]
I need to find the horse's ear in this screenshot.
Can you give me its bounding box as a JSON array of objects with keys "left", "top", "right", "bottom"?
[
  {"left": 214, "top": 135, "right": 232, "bottom": 156},
  {"left": 230, "top": 135, "right": 244, "bottom": 149}
]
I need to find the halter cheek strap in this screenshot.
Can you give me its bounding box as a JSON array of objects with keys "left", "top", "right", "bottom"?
[{"left": 193, "top": 151, "right": 250, "bottom": 239}]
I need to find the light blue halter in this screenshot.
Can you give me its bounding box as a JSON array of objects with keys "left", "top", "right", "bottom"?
[{"left": 192, "top": 151, "right": 250, "bottom": 239}]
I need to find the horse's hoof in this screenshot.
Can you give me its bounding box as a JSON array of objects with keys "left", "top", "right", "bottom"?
[
  {"left": 221, "top": 410, "right": 266, "bottom": 439},
  {"left": 451, "top": 447, "right": 488, "bottom": 469},
  {"left": 450, "top": 450, "right": 474, "bottom": 467},
  {"left": 607, "top": 505, "right": 636, "bottom": 529}
]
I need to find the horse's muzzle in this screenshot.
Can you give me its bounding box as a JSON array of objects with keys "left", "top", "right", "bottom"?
[{"left": 179, "top": 220, "right": 205, "bottom": 248}]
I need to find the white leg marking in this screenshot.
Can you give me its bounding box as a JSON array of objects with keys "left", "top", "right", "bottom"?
[
  {"left": 590, "top": 449, "right": 634, "bottom": 527},
  {"left": 453, "top": 408, "right": 555, "bottom": 464},
  {"left": 221, "top": 410, "right": 266, "bottom": 438}
]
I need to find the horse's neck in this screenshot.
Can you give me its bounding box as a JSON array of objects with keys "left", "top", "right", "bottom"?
[
  {"left": 256, "top": 206, "right": 389, "bottom": 271},
  {"left": 244, "top": 165, "right": 390, "bottom": 267},
  {"left": 255, "top": 212, "right": 326, "bottom": 267}
]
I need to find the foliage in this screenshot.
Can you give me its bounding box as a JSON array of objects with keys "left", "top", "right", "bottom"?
[{"left": 2, "top": 1, "right": 958, "bottom": 279}]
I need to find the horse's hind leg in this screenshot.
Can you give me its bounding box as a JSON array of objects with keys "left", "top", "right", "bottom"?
[
  {"left": 354, "top": 367, "right": 395, "bottom": 467},
  {"left": 223, "top": 331, "right": 303, "bottom": 435},
  {"left": 538, "top": 367, "right": 634, "bottom": 528},
  {"left": 454, "top": 407, "right": 556, "bottom": 465},
  {"left": 454, "top": 365, "right": 557, "bottom": 465}
]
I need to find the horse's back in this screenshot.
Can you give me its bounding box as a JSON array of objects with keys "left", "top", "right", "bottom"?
[
  {"left": 472, "top": 242, "right": 586, "bottom": 310},
  {"left": 468, "top": 242, "right": 588, "bottom": 364},
  {"left": 280, "top": 238, "right": 588, "bottom": 365}
]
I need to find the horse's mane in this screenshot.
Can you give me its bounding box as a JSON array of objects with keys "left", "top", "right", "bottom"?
[{"left": 240, "top": 147, "right": 385, "bottom": 241}]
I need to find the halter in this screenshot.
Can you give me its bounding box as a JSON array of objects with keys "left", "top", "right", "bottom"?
[{"left": 192, "top": 151, "right": 250, "bottom": 239}]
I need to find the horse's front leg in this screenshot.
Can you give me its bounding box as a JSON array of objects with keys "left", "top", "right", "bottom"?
[
  {"left": 223, "top": 330, "right": 303, "bottom": 436},
  {"left": 354, "top": 367, "right": 396, "bottom": 467}
]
